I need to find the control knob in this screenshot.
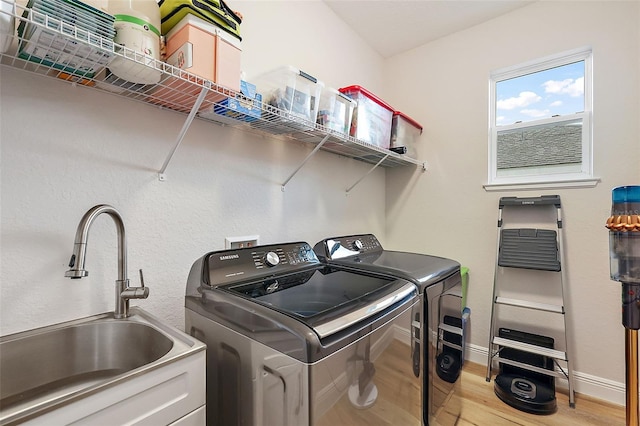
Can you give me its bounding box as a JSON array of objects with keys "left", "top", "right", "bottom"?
[
  {"left": 353, "top": 240, "right": 364, "bottom": 251},
  {"left": 264, "top": 251, "right": 280, "bottom": 267}
]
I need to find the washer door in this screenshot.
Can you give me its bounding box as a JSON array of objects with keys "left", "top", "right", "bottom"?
[
  {"left": 311, "top": 297, "right": 422, "bottom": 426},
  {"left": 226, "top": 268, "right": 416, "bottom": 339}
]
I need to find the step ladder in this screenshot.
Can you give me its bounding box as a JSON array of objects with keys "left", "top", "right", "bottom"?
[{"left": 485, "top": 195, "right": 575, "bottom": 408}]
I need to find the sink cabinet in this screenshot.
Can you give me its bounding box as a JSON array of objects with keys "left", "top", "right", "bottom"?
[{"left": 19, "top": 351, "right": 206, "bottom": 426}]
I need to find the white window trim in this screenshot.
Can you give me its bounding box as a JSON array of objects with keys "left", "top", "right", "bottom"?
[{"left": 485, "top": 47, "right": 599, "bottom": 191}]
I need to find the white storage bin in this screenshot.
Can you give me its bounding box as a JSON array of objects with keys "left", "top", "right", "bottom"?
[
  {"left": 250, "top": 65, "right": 323, "bottom": 134},
  {"left": 0, "top": 0, "right": 15, "bottom": 54},
  {"left": 317, "top": 86, "right": 357, "bottom": 136},
  {"left": 391, "top": 111, "right": 423, "bottom": 158},
  {"left": 17, "top": 0, "right": 116, "bottom": 78}
]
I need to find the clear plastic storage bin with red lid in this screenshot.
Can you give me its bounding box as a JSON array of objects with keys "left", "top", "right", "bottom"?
[
  {"left": 339, "top": 85, "right": 394, "bottom": 149},
  {"left": 391, "top": 111, "right": 423, "bottom": 158}
]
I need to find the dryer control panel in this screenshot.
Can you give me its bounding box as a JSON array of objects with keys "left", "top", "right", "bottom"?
[{"left": 314, "top": 234, "right": 383, "bottom": 260}]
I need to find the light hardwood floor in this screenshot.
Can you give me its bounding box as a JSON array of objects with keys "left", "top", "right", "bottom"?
[
  {"left": 317, "top": 339, "right": 625, "bottom": 425},
  {"left": 451, "top": 361, "right": 625, "bottom": 425}
]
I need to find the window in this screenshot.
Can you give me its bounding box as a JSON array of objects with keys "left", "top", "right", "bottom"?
[{"left": 486, "top": 48, "right": 597, "bottom": 190}]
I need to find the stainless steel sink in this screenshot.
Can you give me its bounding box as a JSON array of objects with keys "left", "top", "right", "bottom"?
[{"left": 0, "top": 307, "right": 206, "bottom": 425}]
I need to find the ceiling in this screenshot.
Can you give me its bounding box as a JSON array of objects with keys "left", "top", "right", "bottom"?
[{"left": 323, "top": 0, "right": 535, "bottom": 58}]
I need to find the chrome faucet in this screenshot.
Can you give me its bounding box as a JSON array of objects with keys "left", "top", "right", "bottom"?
[{"left": 65, "top": 204, "right": 149, "bottom": 318}]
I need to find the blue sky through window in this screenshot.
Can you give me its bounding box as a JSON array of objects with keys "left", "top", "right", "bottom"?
[{"left": 495, "top": 61, "right": 585, "bottom": 126}]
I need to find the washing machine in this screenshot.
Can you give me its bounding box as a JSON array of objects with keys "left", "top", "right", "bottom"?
[
  {"left": 185, "top": 241, "right": 425, "bottom": 425},
  {"left": 314, "top": 234, "right": 463, "bottom": 424}
]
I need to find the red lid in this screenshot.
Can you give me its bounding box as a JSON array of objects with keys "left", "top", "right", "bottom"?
[
  {"left": 339, "top": 85, "right": 394, "bottom": 112},
  {"left": 393, "top": 111, "right": 423, "bottom": 132}
]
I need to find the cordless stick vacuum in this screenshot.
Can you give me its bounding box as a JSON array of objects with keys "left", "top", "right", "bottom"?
[{"left": 606, "top": 185, "right": 640, "bottom": 426}]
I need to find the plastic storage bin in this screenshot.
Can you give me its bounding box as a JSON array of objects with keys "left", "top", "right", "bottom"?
[
  {"left": 149, "top": 14, "right": 241, "bottom": 114},
  {"left": 158, "top": 0, "right": 241, "bottom": 42},
  {"left": 17, "top": 0, "right": 115, "bottom": 78},
  {"left": 339, "top": 85, "right": 394, "bottom": 149},
  {"left": 1, "top": 0, "right": 15, "bottom": 54},
  {"left": 108, "top": 0, "right": 162, "bottom": 84},
  {"left": 316, "top": 87, "right": 357, "bottom": 135},
  {"left": 391, "top": 111, "right": 423, "bottom": 158},
  {"left": 165, "top": 14, "right": 241, "bottom": 90},
  {"left": 249, "top": 65, "right": 323, "bottom": 134}
]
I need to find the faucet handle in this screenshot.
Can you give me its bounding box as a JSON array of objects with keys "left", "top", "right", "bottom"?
[
  {"left": 135, "top": 269, "right": 149, "bottom": 298},
  {"left": 120, "top": 269, "right": 150, "bottom": 301}
]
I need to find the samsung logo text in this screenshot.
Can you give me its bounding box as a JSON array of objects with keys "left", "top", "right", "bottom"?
[{"left": 220, "top": 254, "right": 240, "bottom": 261}]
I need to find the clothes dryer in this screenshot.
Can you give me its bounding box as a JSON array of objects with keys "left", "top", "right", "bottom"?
[{"left": 314, "top": 233, "right": 463, "bottom": 424}]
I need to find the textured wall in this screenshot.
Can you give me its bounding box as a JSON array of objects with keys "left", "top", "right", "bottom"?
[
  {"left": 384, "top": 0, "right": 640, "bottom": 403},
  {"left": 0, "top": 1, "right": 391, "bottom": 335}
]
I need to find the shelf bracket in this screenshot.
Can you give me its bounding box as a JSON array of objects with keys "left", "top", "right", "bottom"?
[
  {"left": 158, "top": 84, "right": 210, "bottom": 181},
  {"left": 281, "top": 134, "right": 330, "bottom": 191},
  {"left": 345, "top": 154, "right": 389, "bottom": 195}
]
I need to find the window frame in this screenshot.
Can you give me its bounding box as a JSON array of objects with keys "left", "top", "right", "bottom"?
[{"left": 485, "top": 47, "right": 599, "bottom": 191}]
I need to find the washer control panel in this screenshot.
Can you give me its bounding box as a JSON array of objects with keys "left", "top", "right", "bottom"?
[
  {"left": 205, "top": 242, "right": 319, "bottom": 287},
  {"left": 264, "top": 251, "right": 280, "bottom": 267}
]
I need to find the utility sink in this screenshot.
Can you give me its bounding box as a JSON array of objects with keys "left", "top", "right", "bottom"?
[{"left": 0, "top": 307, "right": 206, "bottom": 425}]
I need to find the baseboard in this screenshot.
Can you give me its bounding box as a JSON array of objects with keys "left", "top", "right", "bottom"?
[{"left": 466, "top": 342, "right": 626, "bottom": 406}]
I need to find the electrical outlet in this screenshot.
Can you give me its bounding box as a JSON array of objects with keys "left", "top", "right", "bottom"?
[{"left": 225, "top": 235, "right": 260, "bottom": 249}]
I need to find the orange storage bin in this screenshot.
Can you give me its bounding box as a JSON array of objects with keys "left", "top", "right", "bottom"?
[{"left": 150, "top": 14, "right": 241, "bottom": 113}]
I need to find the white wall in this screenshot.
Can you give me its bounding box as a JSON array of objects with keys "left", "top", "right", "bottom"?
[
  {"left": 384, "top": 1, "right": 640, "bottom": 404},
  {"left": 0, "top": 1, "right": 389, "bottom": 335}
]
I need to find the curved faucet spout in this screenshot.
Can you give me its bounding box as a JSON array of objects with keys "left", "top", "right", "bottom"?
[
  {"left": 66, "top": 205, "right": 127, "bottom": 281},
  {"left": 65, "top": 204, "right": 148, "bottom": 318}
]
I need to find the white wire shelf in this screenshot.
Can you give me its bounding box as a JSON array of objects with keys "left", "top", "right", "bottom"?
[{"left": 0, "top": 0, "right": 426, "bottom": 185}]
